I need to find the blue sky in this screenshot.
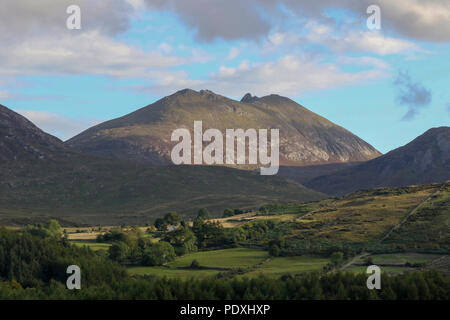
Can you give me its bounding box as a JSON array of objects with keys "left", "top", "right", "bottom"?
[{"left": 1, "top": 0, "right": 449, "bottom": 153}]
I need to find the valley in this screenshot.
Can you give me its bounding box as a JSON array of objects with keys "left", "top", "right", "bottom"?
[
  {"left": 0, "top": 92, "right": 448, "bottom": 301},
  {"left": 53, "top": 181, "right": 449, "bottom": 281}
]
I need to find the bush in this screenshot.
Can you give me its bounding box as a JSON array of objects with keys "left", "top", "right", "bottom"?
[
  {"left": 330, "top": 251, "right": 344, "bottom": 265},
  {"left": 190, "top": 259, "right": 201, "bottom": 269},
  {"left": 142, "top": 241, "right": 176, "bottom": 266},
  {"left": 269, "top": 244, "right": 281, "bottom": 257},
  {"left": 223, "top": 208, "right": 234, "bottom": 218}
]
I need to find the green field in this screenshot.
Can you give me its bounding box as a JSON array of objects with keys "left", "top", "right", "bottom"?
[
  {"left": 127, "top": 266, "right": 220, "bottom": 278},
  {"left": 244, "top": 255, "right": 329, "bottom": 278},
  {"left": 353, "top": 253, "right": 443, "bottom": 265},
  {"left": 127, "top": 248, "right": 331, "bottom": 279},
  {"left": 168, "top": 248, "right": 268, "bottom": 268},
  {"left": 345, "top": 265, "right": 414, "bottom": 275},
  {"left": 71, "top": 241, "right": 111, "bottom": 251},
  {"left": 344, "top": 253, "right": 445, "bottom": 275},
  {"left": 128, "top": 248, "right": 268, "bottom": 279}
]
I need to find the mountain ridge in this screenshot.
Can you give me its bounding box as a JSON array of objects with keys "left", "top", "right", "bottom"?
[
  {"left": 0, "top": 104, "right": 72, "bottom": 163},
  {"left": 66, "top": 89, "right": 382, "bottom": 167},
  {"left": 306, "top": 126, "right": 450, "bottom": 195},
  {"left": 0, "top": 103, "right": 325, "bottom": 225}
]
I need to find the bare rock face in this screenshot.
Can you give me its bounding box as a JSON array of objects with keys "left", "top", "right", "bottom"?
[
  {"left": 0, "top": 104, "right": 70, "bottom": 163},
  {"left": 66, "top": 89, "right": 381, "bottom": 167},
  {"left": 306, "top": 127, "right": 450, "bottom": 195}
]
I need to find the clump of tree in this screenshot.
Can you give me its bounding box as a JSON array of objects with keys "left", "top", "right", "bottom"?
[
  {"left": 25, "top": 219, "right": 62, "bottom": 239},
  {"left": 192, "top": 216, "right": 234, "bottom": 249},
  {"left": 222, "top": 208, "right": 245, "bottom": 218},
  {"left": 330, "top": 251, "right": 344, "bottom": 265},
  {"left": 268, "top": 237, "right": 286, "bottom": 257},
  {"left": 162, "top": 226, "right": 198, "bottom": 256},
  {"left": 142, "top": 241, "right": 176, "bottom": 266},
  {"left": 154, "top": 212, "right": 182, "bottom": 231},
  {"left": 0, "top": 226, "right": 126, "bottom": 289},
  {"left": 97, "top": 228, "right": 128, "bottom": 243},
  {"left": 197, "top": 208, "right": 210, "bottom": 220},
  {"left": 190, "top": 259, "right": 201, "bottom": 269}
]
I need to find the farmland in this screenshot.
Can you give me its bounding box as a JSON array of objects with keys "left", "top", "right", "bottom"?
[
  {"left": 127, "top": 248, "right": 330, "bottom": 279},
  {"left": 341, "top": 252, "right": 445, "bottom": 275}
]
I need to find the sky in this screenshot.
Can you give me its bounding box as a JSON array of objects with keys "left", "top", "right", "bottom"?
[{"left": 0, "top": 0, "right": 449, "bottom": 153}]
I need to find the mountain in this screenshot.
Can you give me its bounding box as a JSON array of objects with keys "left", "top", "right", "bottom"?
[
  {"left": 306, "top": 127, "right": 450, "bottom": 195},
  {"left": 0, "top": 104, "right": 325, "bottom": 225},
  {"left": 277, "top": 162, "right": 362, "bottom": 186},
  {"left": 0, "top": 104, "right": 71, "bottom": 163},
  {"left": 66, "top": 89, "right": 381, "bottom": 167}
]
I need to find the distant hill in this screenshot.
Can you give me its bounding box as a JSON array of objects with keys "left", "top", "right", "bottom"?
[
  {"left": 278, "top": 162, "right": 362, "bottom": 186},
  {"left": 307, "top": 127, "right": 450, "bottom": 195},
  {"left": 0, "top": 104, "right": 325, "bottom": 225},
  {"left": 0, "top": 104, "right": 71, "bottom": 163},
  {"left": 66, "top": 89, "right": 381, "bottom": 167}
]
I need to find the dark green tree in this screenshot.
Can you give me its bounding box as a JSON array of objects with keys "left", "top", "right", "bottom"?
[
  {"left": 164, "top": 212, "right": 181, "bottom": 226},
  {"left": 142, "top": 241, "right": 176, "bottom": 266},
  {"left": 197, "top": 208, "right": 211, "bottom": 220}
]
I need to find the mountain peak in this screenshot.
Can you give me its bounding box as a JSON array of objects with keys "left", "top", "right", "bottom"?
[
  {"left": 67, "top": 89, "right": 381, "bottom": 167},
  {"left": 307, "top": 126, "right": 450, "bottom": 195},
  {"left": 240, "top": 93, "right": 258, "bottom": 103},
  {"left": 171, "top": 88, "right": 198, "bottom": 97},
  {"left": 0, "top": 104, "right": 68, "bottom": 163}
]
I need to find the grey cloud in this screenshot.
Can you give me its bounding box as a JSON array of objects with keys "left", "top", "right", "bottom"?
[
  {"left": 143, "top": 0, "right": 450, "bottom": 43},
  {"left": 144, "top": 0, "right": 275, "bottom": 41},
  {"left": 0, "top": 0, "right": 133, "bottom": 43},
  {"left": 395, "top": 71, "right": 432, "bottom": 121},
  {"left": 3, "top": 1, "right": 450, "bottom": 45},
  {"left": 281, "top": 0, "right": 450, "bottom": 42}
]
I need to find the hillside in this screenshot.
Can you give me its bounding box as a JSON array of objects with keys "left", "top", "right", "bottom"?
[
  {"left": 0, "top": 104, "right": 325, "bottom": 226},
  {"left": 66, "top": 89, "right": 381, "bottom": 167},
  {"left": 307, "top": 127, "right": 450, "bottom": 195},
  {"left": 214, "top": 182, "right": 449, "bottom": 248},
  {"left": 0, "top": 104, "right": 71, "bottom": 163}
]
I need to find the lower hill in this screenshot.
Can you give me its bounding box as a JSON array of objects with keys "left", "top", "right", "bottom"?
[
  {"left": 0, "top": 104, "right": 325, "bottom": 225},
  {"left": 306, "top": 127, "right": 450, "bottom": 195},
  {"left": 0, "top": 155, "right": 325, "bottom": 226},
  {"left": 277, "top": 162, "right": 361, "bottom": 186},
  {"left": 215, "top": 182, "right": 449, "bottom": 249}
]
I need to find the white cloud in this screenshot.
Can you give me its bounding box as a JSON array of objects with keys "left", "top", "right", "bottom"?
[
  {"left": 0, "top": 31, "right": 205, "bottom": 77},
  {"left": 14, "top": 109, "right": 102, "bottom": 141},
  {"left": 204, "top": 55, "right": 388, "bottom": 97},
  {"left": 227, "top": 47, "right": 240, "bottom": 60},
  {"left": 337, "top": 56, "right": 390, "bottom": 70},
  {"left": 305, "top": 22, "right": 420, "bottom": 56},
  {"left": 0, "top": 91, "right": 10, "bottom": 99},
  {"left": 131, "top": 55, "right": 388, "bottom": 98}
]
